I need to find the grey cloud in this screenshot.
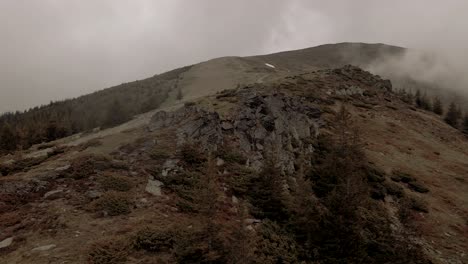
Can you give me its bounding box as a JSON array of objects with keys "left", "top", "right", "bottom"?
[{"left": 1, "top": 1, "right": 467, "bottom": 112}]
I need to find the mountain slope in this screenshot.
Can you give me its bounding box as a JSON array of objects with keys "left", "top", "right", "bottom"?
[
  {"left": 0, "top": 64, "right": 467, "bottom": 263},
  {"left": 0, "top": 43, "right": 412, "bottom": 152}
]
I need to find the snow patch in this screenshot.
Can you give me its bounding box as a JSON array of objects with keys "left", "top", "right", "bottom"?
[{"left": 265, "top": 63, "right": 276, "bottom": 69}]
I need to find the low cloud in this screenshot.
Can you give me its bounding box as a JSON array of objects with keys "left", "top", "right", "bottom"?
[{"left": 0, "top": 0, "right": 467, "bottom": 112}]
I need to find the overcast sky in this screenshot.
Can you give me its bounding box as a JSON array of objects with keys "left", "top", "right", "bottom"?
[{"left": 1, "top": 0, "right": 467, "bottom": 113}]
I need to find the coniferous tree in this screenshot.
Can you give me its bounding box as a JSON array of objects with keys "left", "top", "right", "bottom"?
[
  {"left": 432, "top": 97, "right": 443, "bottom": 115},
  {"left": 444, "top": 102, "right": 460, "bottom": 128},
  {"left": 415, "top": 90, "right": 422, "bottom": 107},
  {"left": 103, "top": 99, "right": 130, "bottom": 128},
  {"left": 421, "top": 93, "right": 431, "bottom": 110},
  {"left": 249, "top": 157, "right": 288, "bottom": 222},
  {"left": 0, "top": 123, "right": 18, "bottom": 152},
  {"left": 463, "top": 114, "right": 468, "bottom": 135},
  {"left": 455, "top": 105, "right": 463, "bottom": 120}
]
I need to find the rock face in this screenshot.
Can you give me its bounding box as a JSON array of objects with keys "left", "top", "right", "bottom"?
[{"left": 149, "top": 89, "right": 322, "bottom": 173}]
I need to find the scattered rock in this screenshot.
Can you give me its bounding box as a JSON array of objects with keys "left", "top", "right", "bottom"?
[
  {"left": 221, "top": 121, "right": 233, "bottom": 130},
  {"left": 160, "top": 159, "right": 180, "bottom": 177},
  {"left": 216, "top": 157, "right": 225, "bottom": 166},
  {"left": 232, "top": 195, "right": 239, "bottom": 204},
  {"left": 54, "top": 164, "right": 70, "bottom": 172},
  {"left": 408, "top": 181, "right": 430, "bottom": 193},
  {"left": 85, "top": 190, "right": 102, "bottom": 199},
  {"left": 32, "top": 244, "right": 56, "bottom": 252},
  {"left": 0, "top": 237, "right": 13, "bottom": 249},
  {"left": 44, "top": 189, "right": 64, "bottom": 200},
  {"left": 37, "top": 171, "right": 59, "bottom": 181},
  {"left": 145, "top": 178, "right": 163, "bottom": 196},
  {"left": 2, "top": 159, "right": 15, "bottom": 166},
  {"left": 244, "top": 219, "right": 262, "bottom": 225}
]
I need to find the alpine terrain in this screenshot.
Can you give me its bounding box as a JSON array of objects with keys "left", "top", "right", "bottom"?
[{"left": 0, "top": 43, "right": 467, "bottom": 264}]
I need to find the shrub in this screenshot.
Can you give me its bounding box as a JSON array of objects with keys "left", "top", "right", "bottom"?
[
  {"left": 409, "top": 196, "right": 429, "bottom": 213},
  {"left": 149, "top": 148, "right": 170, "bottom": 160},
  {"left": 226, "top": 165, "right": 257, "bottom": 196},
  {"left": 173, "top": 225, "right": 227, "bottom": 264},
  {"left": 179, "top": 143, "right": 206, "bottom": 165},
  {"left": 216, "top": 149, "right": 247, "bottom": 164},
  {"left": 92, "top": 192, "right": 132, "bottom": 216},
  {"left": 66, "top": 154, "right": 112, "bottom": 179},
  {"left": 408, "top": 181, "right": 430, "bottom": 193},
  {"left": 398, "top": 196, "right": 429, "bottom": 226},
  {"left": 78, "top": 138, "right": 102, "bottom": 151},
  {"left": 365, "top": 166, "right": 386, "bottom": 183},
  {"left": 133, "top": 227, "right": 175, "bottom": 252},
  {"left": 383, "top": 181, "right": 404, "bottom": 198},
  {"left": 87, "top": 238, "right": 129, "bottom": 264},
  {"left": 253, "top": 220, "right": 299, "bottom": 264},
  {"left": 98, "top": 174, "right": 133, "bottom": 192},
  {"left": 391, "top": 170, "right": 414, "bottom": 183}
]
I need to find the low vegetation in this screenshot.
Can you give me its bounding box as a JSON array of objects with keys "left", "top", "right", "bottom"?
[
  {"left": 87, "top": 237, "right": 130, "bottom": 264},
  {"left": 0, "top": 155, "right": 49, "bottom": 176},
  {"left": 91, "top": 192, "right": 132, "bottom": 216},
  {"left": 64, "top": 154, "right": 113, "bottom": 179},
  {"left": 98, "top": 174, "right": 133, "bottom": 192},
  {"left": 133, "top": 227, "right": 176, "bottom": 252}
]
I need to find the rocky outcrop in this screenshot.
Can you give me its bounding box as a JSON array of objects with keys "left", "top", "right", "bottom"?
[
  {"left": 148, "top": 89, "right": 322, "bottom": 174},
  {"left": 332, "top": 65, "right": 392, "bottom": 91}
]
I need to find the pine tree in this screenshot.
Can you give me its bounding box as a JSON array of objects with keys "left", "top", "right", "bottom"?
[
  {"left": 176, "top": 88, "right": 183, "bottom": 100},
  {"left": 455, "top": 105, "right": 463, "bottom": 120},
  {"left": 444, "top": 102, "right": 460, "bottom": 128},
  {"left": 432, "top": 97, "right": 443, "bottom": 115},
  {"left": 0, "top": 123, "right": 18, "bottom": 152},
  {"left": 415, "top": 90, "right": 422, "bottom": 107},
  {"left": 463, "top": 114, "right": 468, "bottom": 135},
  {"left": 103, "top": 99, "right": 130, "bottom": 128},
  {"left": 249, "top": 157, "right": 288, "bottom": 222},
  {"left": 420, "top": 93, "right": 430, "bottom": 110},
  {"left": 227, "top": 202, "right": 257, "bottom": 264}
]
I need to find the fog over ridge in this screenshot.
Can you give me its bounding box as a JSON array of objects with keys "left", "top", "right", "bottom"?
[{"left": 1, "top": 0, "right": 467, "bottom": 112}]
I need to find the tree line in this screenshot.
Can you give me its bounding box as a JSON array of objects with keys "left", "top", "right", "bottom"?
[
  {"left": 399, "top": 88, "right": 468, "bottom": 134},
  {"left": 0, "top": 66, "right": 192, "bottom": 154}
]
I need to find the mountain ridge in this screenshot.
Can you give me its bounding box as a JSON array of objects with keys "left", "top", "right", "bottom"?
[{"left": 0, "top": 62, "right": 467, "bottom": 263}]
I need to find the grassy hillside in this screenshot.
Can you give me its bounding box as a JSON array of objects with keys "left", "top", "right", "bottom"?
[
  {"left": 1, "top": 65, "right": 466, "bottom": 263},
  {"left": 1, "top": 43, "right": 466, "bottom": 153}
]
